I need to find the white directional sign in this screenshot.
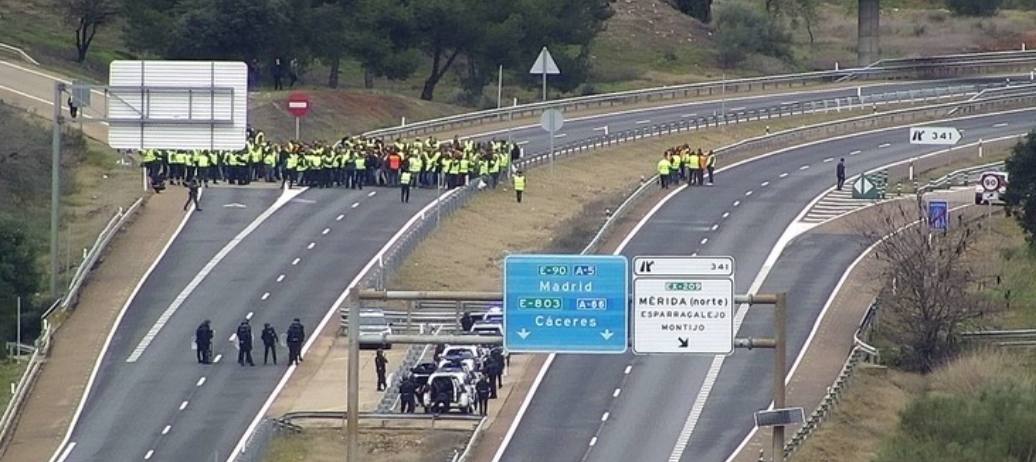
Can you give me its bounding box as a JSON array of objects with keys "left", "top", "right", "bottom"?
[
  {"left": 909, "top": 126, "right": 962, "bottom": 145},
  {"left": 853, "top": 176, "right": 875, "bottom": 195},
  {"left": 529, "top": 47, "right": 560, "bottom": 75},
  {"left": 632, "top": 256, "right": 735, "bottom": 355}
]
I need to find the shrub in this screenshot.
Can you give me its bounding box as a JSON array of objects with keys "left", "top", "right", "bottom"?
[
  {"left": 713, "top": 2, "right": 792, "bottom": 68},
  {"left": 946, "top": 0, "right": 1004, "bottom": 17}
]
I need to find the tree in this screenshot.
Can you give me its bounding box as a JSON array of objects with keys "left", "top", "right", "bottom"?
[
  {"left": 0, "top": 219, "right": 42, "bottom": 351},
  {"left": 670, "top": 0, "right": 713, "bottom": 23},
  {"left": 61, "top": 0, "right": 119, "bottom": 63},
  {"left": 413, "top": 0, "right": 480, "bottom": 101},
  {"left": 713, "top": 2, "right": 792, "bottom": 68},
  {"left": 346, "top": 0, "right": 420, "bottom": 89},
  {"left": 1004, "top": 131, "right": 1036, "bottom": 249},
  {"left": 945, "top": 0, "right": 1004, "bottom": 16},
  {"left": 864, "top": 197, "right": 994, "bottom": 373}
]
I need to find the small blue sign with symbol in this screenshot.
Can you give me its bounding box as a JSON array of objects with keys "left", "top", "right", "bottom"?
[
  {"left": 504, "top": 255, "right": 628, "bottom": 354},
  {"left": 928, "top": 200, "right": 949, "bottom": 232}
]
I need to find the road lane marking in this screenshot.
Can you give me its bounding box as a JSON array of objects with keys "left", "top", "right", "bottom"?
[
  {"left": 823, "top": 157, "right": 834, "bottom": 163},
  {"left": 162, "top": 425, "right": 171, "bottom": 435},
  {"left": 760, "top": 181, "right": 769, "bottom": 187},
  {"left": 368, "top": 191, "right": 376, "bottom": 197},
  {"left": 124, "top": 188, "right": 304, "bottom": 363},
  {"left": 879, "top": 143, "right": 891, "bottom": 148},
  {"left": 56, "top": 442, "right": 76, "bottom": 462},
  {"left": 601, "top": 412, "right": 609, "bottom": 422},
  {"left": 351, "top": 202, "right": 359, "bottom": 208},
  {"left": 613, "top": 388, "right": 621, "bottom": 398},
  {"left": 196, "top": 377, "right": 206, "bottom": 387},
  {"left": 261, "top": 292, "right": 270, "bottom": 301},
  {"left": 276, "top": 274, "right": 285, "bottom": 282},
  {"left": 589, "top": 437, "right": 598, "bottom": 446},
  {"left": 700, "top": 238, "right": 708, "bottom": 245},
  {"left": 179, "top": 400, "right": 188, "bottom": 411},
  {"left": 730, "top": 106, "right": 746, "bottom": 111},
  {"left": 292, "top": 258, "right": 300, "bottom": 265},
  {"left": 322, "top": 228, "right": 330, "bottom": 235},
  {"left": 246, "top": 312, "right": 254, "bottom": 320},
  {"left": 554, "top": 133, "right": 567, "bottom": 138},
  {"left": 214, "top": 354, "right": 222, "bottom": 363},
  {"left": 635, "top": 119, "right": 651, "bottom": 124},
  {"left": 624, "top": 365, "right": 632, "bottom": 375},
  {"left": 722, "top": 212, "right": 730, "bottom": 219},
  {"left": 145, "top": 449, "right": 154, "bottom": 460},
  {"left": 745, "top": 190, "right": 753, "bottom": 196},
  {"left": 799, "top": 164, "right": 810, "bottom": 170},
  {"left": 336, "top": 214, "right": 344, "bottom": 221},
  {"left": 779, "top": 172, "right": 789, "bottom": 178},
  {"left": 733, "top": 200, "right": 741, "bottom": 207},
  {"left": 850, "top": 150, "right": 862, "bottom": 155},
  {"left": 680, "top": 113, "right": 697, "bottom": 118},
  {"left": 711, "top": 224, "right": 719, "bottom": 231},
  {"left": 307, "top": 242, "right": 316, "bottom": 249},
  {"left": 229, "top": 334, "right": 237, "bottom": 342},
  {"left": 994, "top": 122, "right": 1009, "bottom": 128},
  {"left": 516, "top": 140, "right": 529, "bottom": 146}
]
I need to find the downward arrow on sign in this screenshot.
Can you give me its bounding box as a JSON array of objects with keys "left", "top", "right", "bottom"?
[
  {"left": 601, "top": 329, "right": 614, "bottom": 340},
  {"left": 678, "top": 337, "right": 689, "bottom": 348},
  {"left": 517, "top": 328, "right": 531, "bottom": 340}
]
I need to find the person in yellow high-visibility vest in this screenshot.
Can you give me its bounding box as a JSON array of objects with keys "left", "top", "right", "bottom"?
[
  {"left": 513, "top": 170, "right": 526, "bottom": 203},
  {"left": 657, "top": 153, "right": 671, "bottom": 189}
]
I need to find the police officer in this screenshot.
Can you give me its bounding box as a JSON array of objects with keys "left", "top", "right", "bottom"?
[
  {"left": 476, "top": 375, "right": 491, "bottom": 416},
  {"left": 184, "top": 178, "right": 201, "bottom": 212},
  {"left": 460, "top": 312, "right": 474, "bottom": 332},
  {"left": 261, "top": 323, "right": 279, "bottom": 365},
  {"left": 400, "top": 169, "right": 412, "bottom": 204},
  {"left": 490, "top": 347, "right": 506, "bottom": 385},
  {"left": 375, "top": 349, "right": 388, "bottom": 391},
  {"left": 195, "top": 320, "right": 213, "bottom": 364},
  {"left": 399, "top": 375, "right": 416, "bottom": 413},
  {"left": 485, "top": 355, "right": 500, "bottom": 399},
  {"left": 237, "top": 320, "right": 255, "bottom": 366},
  {"left": 657, "top": 154, "right": 671, "bottom": 189},
  {"left": 513, "top": 170, "right": 526, "bottom": 203},
  {"left": 286, "top": 318, "right": 306, "bottom": 366}
]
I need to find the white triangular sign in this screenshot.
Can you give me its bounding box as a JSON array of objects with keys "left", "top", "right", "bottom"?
[{"left": 529, "top": 47, "right": 560, "bottom": 75}]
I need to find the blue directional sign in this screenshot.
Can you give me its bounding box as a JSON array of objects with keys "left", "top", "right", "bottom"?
[
  {"left": 928, "top": 200, "right": 949, "bottom": 232},
  {"left": 504, "top": 255, "right": 628, "bottom": 354}
]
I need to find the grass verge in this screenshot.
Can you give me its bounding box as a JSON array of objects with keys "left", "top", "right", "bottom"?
[
  {"left": 0, "top": 359, "right": 29, "bottom": 413},
  {"left": 263, "top": 428, "right": 471, "bottom": 462}
]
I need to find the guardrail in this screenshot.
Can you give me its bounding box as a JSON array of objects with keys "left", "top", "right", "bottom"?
[
  {"left": 961, "top": 329, "right": 1036, "bottom": 347},
  {"left": 0, "top": 42, "right": 40, "bottom": 66},
  {"left": 0, "top": 196, "right": 144, "bottom": 454},
  {"left": 916, "top": 161, "right": 1006, "bottom": 195},
  {"left": 363, "top": 52, "right": 1036, "bottom": 140}
]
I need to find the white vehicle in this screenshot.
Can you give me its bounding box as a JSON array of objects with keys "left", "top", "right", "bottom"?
[
  {"left": 357, "top": 309, "right": 393, "bottom": 349},
  {"left": 421, "top": 370, "right": 476, "bottom": 414},
  {"left": 471, "top": 320, "right": 503, "bottom": 337},
  {"left": 438, "top": 345, "right": 483, "bottom": 372},
  {"left": 975, "top": 171, "right": 1008, "bottom": 205},
  {"left": 481, "top": 306, "right": 503, "bottom": 324}
]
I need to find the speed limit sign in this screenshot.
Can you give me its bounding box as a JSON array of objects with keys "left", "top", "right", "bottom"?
[{"left": 981, "top": 173, "right": 1002, "bottom": 192}]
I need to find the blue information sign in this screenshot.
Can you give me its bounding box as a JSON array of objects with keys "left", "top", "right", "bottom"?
[
  {"left": 504, "top": 255, "right": 628, "bottom": 353},
  {"left": 928, "top": 200, "right": 949, "bottom": 232}
]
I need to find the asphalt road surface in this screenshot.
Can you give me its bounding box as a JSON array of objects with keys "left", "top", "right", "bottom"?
[
  {"left": 497, "top": 108, "right": 1036, "bottom": 462},
  {"left": 57, "top": 185, "right": 440, "bottom": 461}
]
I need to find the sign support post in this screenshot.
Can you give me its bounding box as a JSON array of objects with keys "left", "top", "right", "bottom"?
[
  {"left": 295, "top": 116, "right": 300, "bottom": 140},
  {"left": 772, "top": 293, "right": 787, "bottom": 462},
  {"left": 50, "top": 82, "right": 64, "bottom": 297}
]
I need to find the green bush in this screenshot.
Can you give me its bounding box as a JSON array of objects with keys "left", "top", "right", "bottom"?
[
  {"left": 946, "top": 0, "right": 1004, "bottom": 16},
  {"left": 876, "top": 382, "right": 1036, "bottom": 462},
  {"left": 713, "top": 2, "right": 792, "bottom": 68}
]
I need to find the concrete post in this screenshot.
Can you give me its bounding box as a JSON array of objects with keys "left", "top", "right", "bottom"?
[{"left": 858, "top": 0, "right": 880, "bottom": 67}]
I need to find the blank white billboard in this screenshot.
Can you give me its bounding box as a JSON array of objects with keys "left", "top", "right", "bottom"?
[{"left": 107, "top": 61, "right": 247, "bottom": 150}]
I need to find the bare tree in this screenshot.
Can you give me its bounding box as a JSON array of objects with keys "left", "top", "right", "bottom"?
[
  {"left": 863, "top": 195, "right": 995, "bottom": 373},
  {"left": 61, "top": 0, "right": 118, "bottom": 63}
]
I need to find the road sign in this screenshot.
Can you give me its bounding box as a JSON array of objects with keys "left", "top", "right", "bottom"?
[
  {"left": 909, "top": 126, "right": 962, "bottom": 145},
  {"left": 503, "top": 255, "right": 628, "bottom": 353},
  {"left": 754, "top": 407, "right": 805, "bottom": 427},
  {"left": 529, "top": 47, "right": 560, "bottom": 75},
  {"left": 107, "top": 61, "right": 247, "bottom": 150},
  {"left": 287, "top": 92, "right": 310, "bottom": 118},
  {"left": 852, "top": 175, "right": 878, "bottom": 199},
  {"left": 632, "top": 256, "right": 735, "bottom": 355},
  {"left": 981, "top": 172, "right": 1003, "bottom": 192},
  {"left": 540, "top": 109, "right": 564, "bottom": 133},
  {"left": 928, "top": 200, "right": 948, "bottom": 232}
]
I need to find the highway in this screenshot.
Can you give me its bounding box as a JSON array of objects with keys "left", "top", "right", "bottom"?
[
  {"left": 56, "top": 185, "right": 442, "bottom": 461},
  {"left": 496, "top": 108, "right": 1036, "bottom": 462}
]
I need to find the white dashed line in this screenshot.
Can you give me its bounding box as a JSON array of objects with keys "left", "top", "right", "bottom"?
[
  {"left": 760, "top": 181, "right": 769, "bottom": 187},
  {"left": 554, "top": 133, "right": 567, "bottom": 138},
  {"left": 799, "top": 165, "right": 810, "bottom": 170},
  {"left": 261, "top": 292, "right": 270, "bottom": 301},
  {"left": 336, "top": 215, "right": 344, "bottom": 221},
  {"left": 700, "top": 238, "right": 709, "bottom": 245},
  {"left": 823, "top": 157, "right": 834, "bottom": 163},
  {"left": 516, "top": 140, "right": 529, "bottom": 146},
  {"left": 322, "top": 228, "right": 330, "bottom": 235},
  {"left": 730, "top": 106, "right": 746, "bottom": 111},
  {"left": 733, "top": 200, "right": 741, "bottom": 207},
  {"left": 711, "top": 224, "right": 719, "bottom": 231},
  {"left": 162, "top": 425, "right": 171, "bottom": 435},
  {"left": 196, "top": 377, "right": 206, "bottom": 387},
  {"left": 613, "top": 388, "right": 621, "bottom": 398},
  {"left": 601, "top": 412, "right": 610, "bottom": 422},
  {"left": 307, "top": 242, "right": 316, "bottom": 249},
  {"left": 878, "top": 143, "right": 891, "bottom": 148},
  {"left": 624, "top": 365, "right": 632, "bottom": 375},
  {"left": 589, "top": 437, "right": 598, "bottom": 447},
  {"left": 246, "top": 312, "right": 254, "bottom": 320},
  {"left": 276, "top": 274, "right": 285, "bottom": 282},
  {"left": 635, "top": 120, "right": 651, "bottom": 124},
  {"left": 721, "top": 212, "right": 730, "bottom": 219},
  {"left": 228, "top": 334, "right": 237, "bottom": 342},
  {"left": 850, "top": 150, "right": 862, "bottom": 156},
  {"left": 214, "top": 354, "right": 222, "bottom": 363},
  {"left": 994, "top": 122, "right": 1009, "bottom": 128},
  {"left": 179, "top": 400, "right": 188, "bottom": 411},
  {"left": 680, "top": 113, "right": 697, "bottom": 118},
  {"left": 368, "top": 191, "right": 376, "bottom": 197},
  {"left": 745, "top": 190, "right": 753, "bottom": 196},
  {"left": 144, "top": 449, "right": 154, "bottom": 460},
  {"left": 691, "top": 252, "right": 698, "bottom": 257},
  {"left": 351, "top": 202, "right": 359, "bottom": 208},
  {"left": 292, "top": 257, "right": 301, "bottom": 265},
  {"left": 779, "top": 172, "right": 789, "bottom": 178}
]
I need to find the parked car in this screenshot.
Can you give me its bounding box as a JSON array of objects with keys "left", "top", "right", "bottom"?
[
  {"left": 357, "top": 309, "right": 392, "bottom": 349},
  {"left": 437, "top": 346, "right": 482, "bottom": 372},
  {"left": 409, "top": 362, "right": 437, "bottom": 387},
  {"left": 481, "top": 306, "right": 503, "bottom": 324},
  {"left": 421, "top": 371, "right": 476, "bottom": 414}
]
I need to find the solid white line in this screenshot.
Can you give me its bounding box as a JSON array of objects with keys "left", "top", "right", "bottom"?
[
  {"left": 799, "top": 164, "right": 810, "bottom": 170},
  {"left": 700, "top": 238, "right": 708, "bottom": 245},
  {"left": 55, "top": 442, "right": 76, "bottom": 462},
  {"left": 322, "top": 228, "right": 330, "bottom": 235},
  {"left": 711, "top": 224, "right": 719, "bottom": 231},
  {"left": 589, "top": 437, "right": 598, "bottom": 446},
  {"left": 276, "top": 274, "right": 285, "bottom": 282},
  {"left": 214, "top": 354, "right": 222, "bottom": 363},
  {"left": 368, "top": 191, "right": 376, "bottom": 197},
  {"left": 994, "top": 122, "right": 1009, "bottom": 128},
  {"left": 601, "top": 412, "right": 610, "bottom": 422},
  {"left": 879, "top": 143, "right": 891, "bottom": 148},
  {"left": 635, "top": 120, "right": 651, "bottom": 124},
  {"left": 292, "top": 258, "right": 300, "bottom": 266},
  {"left": 722, "top": 212, "right": 730, "bottom": 219},
  {"left": 51, "top": 191, "right": 200, "bottom": 460},
  {"left": 624, "top": 365, "right": 633, "bottom": 375},
  {"left": 613, "top": 388, "right": 621, "bottom": 398},
  {"left": 246, "top": 312, "right": 253, "bottom": 320},
  {"left": 196, "top": 377, "right": 206, "bottom": 387},
  {"left": 162, "top": 425, "right": 171, "bottom": 435},
  {"left": 760, "top": 181, "right": 770, "bottom": 187},
  {"left": 351, "top": 202, "right": 359, "bottom": 208},
  {"left": 144, "top": 449, "right": 154, "bottom": 460},
  {"left": 745, "top": 190, "right": 753, "bottom": 196},
  {"left": 261, "top": 292, "right": 270, "bottom": 301},
  {"left": 850, "top": 150, "right": 862, "bottom": 155},
  {"left": 179, "top": 400, "right": 188, "bottom": 411},
  {"left": 823, "top": 157, "right": 834, "bottom": 163},
  {"left": 229, "top": 190, "right": 463, "bottom": 462},
  {"left": 125, "top": 189, "right": 303, "bottom": 363},
  {"left": 336, "top": 215, "right": 344, "bottom": 221},
  {"left": 779, "top": 172, "right": 789, "bottom": 178}
]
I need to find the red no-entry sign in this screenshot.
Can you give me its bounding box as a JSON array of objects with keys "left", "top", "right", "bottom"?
[{"left": 286, "top": 92, "right": 310, "bottom": 118}]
